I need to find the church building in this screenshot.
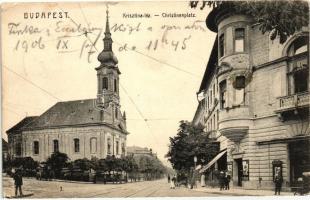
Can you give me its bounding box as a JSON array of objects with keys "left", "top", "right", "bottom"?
[{"left": 7, "top": 10, "right": 129, "bottom": 162}]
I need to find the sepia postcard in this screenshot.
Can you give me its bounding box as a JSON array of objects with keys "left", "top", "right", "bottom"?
[{"left": 1, "top": 0, "right": 309, "bottom": 198}]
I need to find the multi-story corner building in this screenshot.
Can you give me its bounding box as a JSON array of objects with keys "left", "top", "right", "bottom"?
[
  {"left": 193, "top": 5, "right": 309, "bottom": 190},
  {"left": 7, "top": 10, "right": 129, "bottom": 162},
  {"left": 127, "top": 146, "right": 156, "bottom": 157}
]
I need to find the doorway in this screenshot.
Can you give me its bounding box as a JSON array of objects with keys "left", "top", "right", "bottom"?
[
  {"left": 235, "top": 158, "right": 243, "bottom": 186},
  {"left": 289, "top": 140, "right": 310, "bottom": 186}
]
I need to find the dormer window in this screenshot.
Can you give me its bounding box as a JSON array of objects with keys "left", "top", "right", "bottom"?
[{"left": 235, "top": 28, "right": 245, "bottom": 52}]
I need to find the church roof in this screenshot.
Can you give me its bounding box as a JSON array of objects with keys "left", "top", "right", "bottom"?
[
  {"left": 19, "top": 99, "right": 127, "bottom": 134},
  {"left": 6, "top": 116, "right": 38, "bottom": 134}
]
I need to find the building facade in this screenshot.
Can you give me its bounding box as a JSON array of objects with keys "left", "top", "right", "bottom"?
[
  {"left": 127, "top": 146, "right": 156, "bottom": 157},
  {"left": 193, "top": 5, "right": 309, "bottom": 190},
  {"left": 7, "top": 10, "right": 129, "bottom": 162}
]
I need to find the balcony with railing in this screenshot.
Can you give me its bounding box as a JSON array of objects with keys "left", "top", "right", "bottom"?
[{"left": 275, "top": 92, "right": 310, "bottom": 113}]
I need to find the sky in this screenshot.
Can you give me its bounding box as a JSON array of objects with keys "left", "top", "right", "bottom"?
[{"left": 1, "top": 1, "right": 216, "bottom": 165}]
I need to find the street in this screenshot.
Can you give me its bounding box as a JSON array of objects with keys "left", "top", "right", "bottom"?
[{"left": 3, "top": 177, "right": 220, "bottom": 198}]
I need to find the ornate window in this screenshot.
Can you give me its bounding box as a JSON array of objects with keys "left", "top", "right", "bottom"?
[
  {"left": 33, "top": 141, "right": 39, "bottom": 155},
  {"left": 235, "top": 28, "right": 245, "bottom": 52},
  {"left": 219, "top": 33, "right": 225, "bottom": 58},
  {"left": 287, "top": 36, "right": 309, "bottom": 95},
  {"left": 53, "top": 140, "right": 59, "bottom": 153},
  {"left": 219, "top": 80, "right": 227, "bottom": 109},
  {"left": 102, "top": 77, "right": 108, "bottom": 90},
  {"left": 90, "top": 138, "right": 97, "bottom": 154},
  {"left": 74, "top": 138, "right": 80, "bottom": 153}
]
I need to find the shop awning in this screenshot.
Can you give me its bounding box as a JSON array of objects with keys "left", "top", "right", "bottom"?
[{"left": 199, "top": 150, "right": 227, "bottom": 173}]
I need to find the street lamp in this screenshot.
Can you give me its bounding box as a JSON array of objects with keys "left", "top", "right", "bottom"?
[{"left": 194, "top": 156, "right": 197, "bottom": 169}]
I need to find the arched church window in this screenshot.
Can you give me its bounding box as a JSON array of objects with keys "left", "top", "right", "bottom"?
[
  {"left": 15, "top": 142, "right": 22, "bottom": 156},
  {"left": 33, "top": 141, "right": 39, "bottom": 155},
  {"left": 287, "top": 36, "right": 309, "bottom": 95},
  {"left": 102, "top": 77, "right": 108, "bottom": 90},
  {"left": 115, "top": 107, "right": 118, "bottom": 119},
  {"left": 107, "top": 138, "right": 111, "bottom": 155},
  {"left": 121, "top": 143, "right": 125, "bottom": 156},
  {"left": 114, "top": 79, "right": 118, "bottom": 93},
  {"left": 116, "top": 141, "right": 119, "bottom": 155},
  {"left": 53, "top": 139, "right": 59, "bottom": 152},
  {"left": 90, "top": 138, "right": 97, "bottom": 154},
  {"left": 74, "top": 138, "right": 80, "bottom": 153}
]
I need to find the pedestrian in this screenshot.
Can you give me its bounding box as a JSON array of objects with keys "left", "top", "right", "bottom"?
[
  {"left": 13, "top": 168, "right": 23, "bottom": 197},
  {"left": 219, "top": 171, "right": 225, "bottom": 191},
  {"left": 167, "top": 174, "right": 170, "bottom": 183},
  {"left": 170, "top": 175, "right": 176, "bottom": 189},
  {"left": 201, "top": 174, "right": 206, "bottom": 187},
  {"left": 274, "top": 175, "right": 283, "bottom": 195},
  {"left": 225, "top": 172, "right": 231, "bottom": 190}
]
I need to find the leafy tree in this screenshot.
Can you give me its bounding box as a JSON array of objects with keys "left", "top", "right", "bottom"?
[
  {"left": 189, "top": 0, "right": 309, "bottom": 43},
  {"left": 11, "top": 157, "right": 39, "bottom": 171},
  {"left": 72, "top": 158, "right": 94, "bottom": 171},
  {"left": 46, "top": 152, "right": 69, "bottom": 177},
  {"left": 166, "top": 120, "right": 219, "bottom": 173}
]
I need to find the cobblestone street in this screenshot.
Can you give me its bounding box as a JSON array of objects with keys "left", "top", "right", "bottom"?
[
  {"left": 2, "top": 177, "right": 217, "bottom": 198},
  {"left": 3, "top": 176, "right": 295, "bottom": 198}
]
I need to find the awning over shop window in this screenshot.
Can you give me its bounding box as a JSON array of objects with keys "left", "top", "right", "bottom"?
[{"left": 199, "top": 150, "right": 227, "bottom": 173}]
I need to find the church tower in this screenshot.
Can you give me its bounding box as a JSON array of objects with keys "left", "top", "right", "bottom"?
[{"left": 96, "top": 8, "right": 120, "bottom": 110}]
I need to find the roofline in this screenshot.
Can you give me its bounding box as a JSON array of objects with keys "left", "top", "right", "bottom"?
[
  {"left": 198, "top": 36, "right": 218, "bottom": 93},
  {"left": 6, "top": 116, "right": 38, "bottom": 134},
  {"left": 22, "top": 122, "right": 129, "bottom": 135}
]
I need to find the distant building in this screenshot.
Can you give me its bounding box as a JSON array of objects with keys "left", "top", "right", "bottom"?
[
  {"left": 127, "top": 146, "right": 156, "bottom": 157},
  {"left": 6, "top": 9, "right": 129, "bottom": 162},
  {"left": 193, "top": 4, "right": 309, "bottom": 190},
  {"left": 2, "top": 139, "right": 9, "bottom": 161}
]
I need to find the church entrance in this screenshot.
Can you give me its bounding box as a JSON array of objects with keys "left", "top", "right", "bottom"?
[{"left": 289, "top": 139, "right": 310, "bottom": 186}]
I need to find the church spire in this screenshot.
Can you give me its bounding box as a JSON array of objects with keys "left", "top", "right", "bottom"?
[
  {"left": 97, "top": 5, "right": 118, "bottom": 65},
  {"left": 103, "top": 5, "right": 112, "bottom": 51}
]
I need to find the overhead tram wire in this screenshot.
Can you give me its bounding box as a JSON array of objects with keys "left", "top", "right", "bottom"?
[
  {"left": 3, "top": 66, "right": 62, "bottom": 101},
  {"left": 120, "top": 83, "right": 160, "bottom": 146}
]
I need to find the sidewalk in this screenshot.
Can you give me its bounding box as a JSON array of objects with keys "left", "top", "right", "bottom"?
[{"left": 193, "top": 186, "right": 294, "bottom": 196}]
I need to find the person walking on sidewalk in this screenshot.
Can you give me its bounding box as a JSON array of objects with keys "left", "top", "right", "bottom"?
[
  {"left": 225, "top": 172, "right": 231, "bottom": 190},
  {"left": 167, "top": 174, "right": 170, "bottom": 183},
  {"left": 170, "top": 175, "right": 176, "bottom": 189},
  {"left": 13, "top": 169, "right": 23, "bottom": 197},
  {"left": 219, "top": 171, "right": 225, "bottom": 191},
  {"left": 274, "top": 175, "right": 283, "bottom": 195}
]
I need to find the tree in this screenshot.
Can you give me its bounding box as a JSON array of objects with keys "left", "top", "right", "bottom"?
[
  {"left": 46, "top": 152, "right": 69, "bottom": 178},
  {"left": 189, "top": 0, "right": 309, "bottom": 43},
  {"left": 166, "top": 120, "right": 219, "bottom": 173}
]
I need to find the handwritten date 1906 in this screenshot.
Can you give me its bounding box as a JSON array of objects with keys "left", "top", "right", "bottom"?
[{"left": 14, "top": 37, "right": 45, "bottom": 52}]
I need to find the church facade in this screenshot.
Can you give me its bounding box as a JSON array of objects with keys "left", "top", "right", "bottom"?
[{"left": 7, "top": 10, "right": 129, "bottom": 162}]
